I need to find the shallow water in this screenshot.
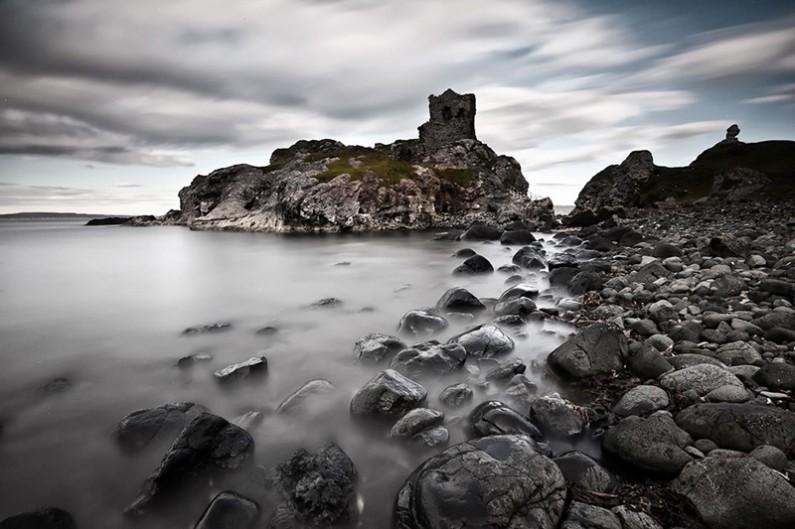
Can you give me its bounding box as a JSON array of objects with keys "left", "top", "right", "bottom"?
[{"left": 0, "top": 220, "right": 580, "bottom": 527}]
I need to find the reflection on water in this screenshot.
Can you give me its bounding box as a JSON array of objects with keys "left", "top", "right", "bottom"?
[{"left": 0, "top": 221, "right": 575, "bottom": 527}]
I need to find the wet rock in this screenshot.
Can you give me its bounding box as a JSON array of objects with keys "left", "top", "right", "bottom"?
[
  {"left": 177, "top": 353, "right": 213, "bottom": 367},
  {"left": 310, "top": 297, "right": 343, "bottom": 308},
  {"left": 703, "top": 384, "right": 750, "bottom": 403},
  {"left": 627, "top": 347, "right": 673, "bottom": 379},
  {"left": 272, "top": 443, "right": 357, "bottom": 528},
  {"left": 435, "top": 287, "right": 486, "bottom": 314},
  {"left": 612, "top": 385, "right": 670, "bottom": 417},
  {"left": 276, "top": 379, "right": 335, "bottom": 415},
  {"left": 530, "top": 394, "right": 585, "bottom": 438},
  {"left": 182, "top": 322, "right": 232, "bottom": 335},
  {"left": 513, "top": 246, "right": 546, "bottom": 269},
  {"left": 125, "top": 412, "right": 254, "bottom": 515},
  {"left": 460, "top": 222, "right": 502, "bottom": 241},
  {"left": 561, "top": 502, "right": 621, "bottom": 529},
  {"left": 568, "top": 270, "right": 605, "bottom": 295},
  {"left": 193, "top": 491, "right": 260, "bottom": 529},
  {"left": 611, "top": 506, "right": 663, "bottom": 529},
  {"left": 0, "top": 508, "right": 76, "bottom": 529},
  {"left": 547, "top": 322, "right": 628, "bottom": 380},
  {"left": 647, "top": 300, "right": 677, "bottom": 325},
  {"left": 41, "top": 377, "right": 72, "bottom": 393},
  {"left": 628, "top": 261, "right": 672, "bottom": 286},
  {"left": 454, "top": 248, "right": 476, "bottom": 258},
  {"left": 394, "top": 435, "right": 565, "bottom": 529},
  {"left": 749, "top": 444, "right": 789, "bottom": 472},
  {"left": 114, "top": 402, "right": 207, "bottom": 451},
  {"left": 484, "top": 358, "right": 526, "bottom": 384},
  {"left": 389, "top": 408, "right": 444, "bottom": 439},
  {"left": 353, "top": 333, "right": 406, "bottom": 363},
  {"left": 453, "top": 254, "right": 494, "bottom": 274},
  {"left": 438, "top": 383, "right": 474, "bottom": 407},
  {"left": 349, "top": 369, "right": 426, "bottom": 419},
  {"left": 397, "top": 309, "right": 448, "bottom": 335},
  {"left": 675, "top": 402, "right": 795, "bottom": 452},
  {"left": 390, "top": 341, "right": 467, "bottom": 377},
  {"left": 602, "top": 414, "right": 693, "bottom": 476},
  {"left": 709, "top": 235, "right": 750, "bottom": 258},
  {"left": 652, "top": 242, "right": 683, "bottom": 259},
  {"left": 255, "top": 325, "right": 278, "bottom": 336},
  {"left": 673, "top": 455, "right": 795, "bottom": 529},
  {"left": 659, "top": 363, "right": 743, "bottom": 396},
  {"left": 553, "top": 452, "right": 616, "bottom": 493},
  {"left": 500, "top": 229, "right": 536, "bottom": 245},
  {"left": 213, "top": 356, "right": 268, "bottom": 383},
  {"left": 760, "top": 278, "right": 793, "bottom": 297},
  {"left": 753, "top": 362, "right": 795, "bottom": 390},
  {"left": 493, "top": 296, "right": 537, "bottom": 319},
  {"left": 469, "top": 400, "right": 542, "bottom": 439},
  {"left": 232, "top": 411, "right": 264, "bottom": 431},
  {"left": 448, "top": 323, "right": 514, "bottom": 358},
  {"left": 411, "top": 425, "right": 450, "bottom": 447}
]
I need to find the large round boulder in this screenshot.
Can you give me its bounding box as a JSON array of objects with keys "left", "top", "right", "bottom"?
[
  {"left": 349, "top": 369, "right": 426, "bottom": 419},
  {"left": 394, "top": 435, "right": 566, "bottom": 529},
  {"left": 602, "top": 414, "right": 693, "bottom": 477},
  {"left": 435, "top": 287, "right": 486, "bottom": 315},
  {"left": 547, "top": 322, "right": 628, "bottom": 380},
  {"left": 448, "top": 324, "right": 514, "bottom": 358}
]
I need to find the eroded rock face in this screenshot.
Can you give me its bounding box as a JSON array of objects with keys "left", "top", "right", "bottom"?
[
  {"left": 571, "top": 151, "right": 655, "bottom": 214},
  {"left": 394, "top": 435, "right": 566, "bottom": 529},
  {"left": 170, "top": 91, "right": 553, "bottom": 233}
]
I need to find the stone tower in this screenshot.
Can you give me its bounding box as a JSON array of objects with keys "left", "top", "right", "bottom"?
[{"left": 418, "top": 89, "right": 477, "bottom": 152}]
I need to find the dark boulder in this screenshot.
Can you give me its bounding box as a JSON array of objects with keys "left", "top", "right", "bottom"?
[
  {"left": 602, "top": 414, "right": 693, "bottom": 476},
  {"left": 388, "top": 408, "right": 444, "bottom": 440},
  {"left": 453, "top": 254, "right": 494, "bottom": 274},
  {"left": 435, "top": 287, "right": 486, "bottom": 314},
  {"left": 460, "top": 223, "right": 502, "bottom": 241},
  {"left": 497, "top": 283, "right": 539, "bottom": 303},
  {"left": 548, "top": 253, "right": 579, "bottom": 269},
  {"left": 547, "top": 323, "right": 628, "bottom": 380},
  {"left": 271, "top": 443, "right": 357, "bottom": 528},
  {"left": 213, "top": 356, "right": 268, "bottom": 383},
  {"left": 675, "top": 402, "right": 795, "bottom": 452},
  {"left": 753, "top": 362, "right": 795, "bottom": 390},
  {"left": 114, "top": 402, "right": 207, "bottom": 451},
  {"left": 512, "top": 246, "right": 546, "bottom": 269},
  {"left": 500, "top": 229, "right": 536, "bottom": 245},
  {"left": 193, "top": 491, "right": 260, "bottom": 529},
  {"left": 394, "top": 435, "right": 566, "bottom": 529},
  {"left": 182, "top": 322, "right": 232, "bottom": 335},
  {"left": 389, "top": 341, "right": 467, "bottom": 378},
  {"left": 125, "top": 412, "right": 254, "bottom": 515},
  {"left": 438, "top": 383, "right": 474, "bottom": 407},
  {"left": 530, "top": 394, "right": 586, "bottom": 438},
  {"left": 349, "top": 369, "right": 426, "bottom": 419},
  {"left": 469, "top": 400, "right": 542, "bottom": 439},
  {"left": 448, "top": 324, "right": 514, "bottom": 358},
  {"left": 453, "top": 248, "right": 476, "bottom": 258},
  {"left": 652, "top": 242, "right": 683, "bottom": 258},
  {"left": 553, "top": 451, "right": 617, "bottom": 493},
  {"left": 568, "top": 270, "right": 605, "bottom": 295},
  {"left": 353, "top": 333, "right": 406, "bottom": 363},
  {"left": 0, "top": 508, "right": 76, "bottom": 529},
  {"left": 549, "top": 267, "right": 580, "bottom": 290},
  {"left": 493, "top": 297, "right": 537, "bottom": 319}
]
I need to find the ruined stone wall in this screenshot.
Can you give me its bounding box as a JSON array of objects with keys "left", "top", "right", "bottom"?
[{"left": 418, "top": 89, "right": 477, "bottom": 153}]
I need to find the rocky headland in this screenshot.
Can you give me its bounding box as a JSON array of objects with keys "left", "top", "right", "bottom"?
[{"left": 134, "top": 89, "right": 554, "bottom": 232}]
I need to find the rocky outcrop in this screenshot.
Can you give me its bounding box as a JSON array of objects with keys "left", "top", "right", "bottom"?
[
  {"left": 571, "top": 150, "right": 655, "bottom": 214},
  {"left": 169, "top": 90, "right": 553, "bottom": 233}
]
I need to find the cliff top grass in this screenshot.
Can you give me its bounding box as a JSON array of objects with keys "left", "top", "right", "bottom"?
[{"left": 638, "top": 140, "right": 795, "bottom": 205}]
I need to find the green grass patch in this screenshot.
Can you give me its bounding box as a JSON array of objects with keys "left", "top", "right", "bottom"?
[
  {"left": 433, "top": 167, "right": 477, "bottom": 186},
  {"left": 315, "top": 150, "right": 418, "bottom": 185}
]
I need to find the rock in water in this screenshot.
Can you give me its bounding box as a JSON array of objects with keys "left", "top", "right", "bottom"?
[
  {"left": 125, "top": 412, "right": 254, "bottom": 516},
  {"left": 448, "top": 324, "right": 514, "bottom": 358},
  {"left": 213, "top": 356, "right": 268, "bottom": 382},
  {"left": 394, "top": 435, "right": 566, "bottom": 529},
  {"left": 435, "top": 287, "right": 486, "bottom": 314},
  {"left": 353, "top": 333, "right": 406, "bottom": 363},
  {"left": 275, "top": 379, "right": 335, "bottom": 415},
  {"left": 397, "top": 309, "right": 448, "bottom": 335},
  {"left": 170, "top": 90, "right": 554, "bottom": 233},
  {"left": 389, "top": 341, "right": 467, "bottom": 378},
  {"left": 0, "top": 508, "right": 76, "bottom": 529},
  {"left": 193, "top": 491, "right": 260, "bottom": 529},
  {"left": 349, "top": 369, "right": 426, "bottom": 419},
  {"left": 469, "top": 400, "right": 542, "bottom": 439},
  {"left": 114, "top": 402, "right": 207, "bottom": 451},
  {"left": 271, "top": 443, "right": 357, "bottom": 528}
]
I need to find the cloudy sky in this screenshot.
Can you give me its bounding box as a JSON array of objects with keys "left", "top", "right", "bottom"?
[{"left": 1, "top": 0, "right": 794, "bottom": 214}]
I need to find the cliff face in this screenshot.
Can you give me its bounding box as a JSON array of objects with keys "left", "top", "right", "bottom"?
[
  {"left": 569, "top": 125, "right": 795, "bottom": 225},
  {"left": 173, "top": 90, "right": 554, "bottom": 233}
]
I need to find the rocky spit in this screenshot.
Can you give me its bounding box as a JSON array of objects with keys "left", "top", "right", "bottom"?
[{"left": 7, "top": 199, "right": 795, "bottom": 529}]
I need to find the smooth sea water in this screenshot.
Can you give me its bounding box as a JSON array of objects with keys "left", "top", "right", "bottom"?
[{"left": 0, "top": 220, "right": 579, "bottom": 527}]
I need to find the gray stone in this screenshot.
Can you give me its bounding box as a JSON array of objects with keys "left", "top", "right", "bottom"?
[
  {"left": 530, "top": 394, "right": 585, "bottom": 438},
  {"left": 704, "top": 384, "right": 750, "bottom": 403},
  {"left": 561, "top": 502, "right": 621, "bottom": 529},
  {"left": 675, "top": 402, "right": 795, "bottom": 452},
  {"left": 114, "top": 402, "right": 207, "bottom": 451},
  {"left": 673, "top": 456, "right": 795, "bottom": 529},
  {"left": 438, "top": 383, "right": 474, "bottom": 407},
  {"left": 470, "top": 400, "right": 542, "bottom": 439},
  {"left": 353, "top": 333, "right": 406, "bottom": 362},
  {"left": 613, "top": 385, "right": 670, "bottom": 417},
  {"left": 435, "top": 287, "right": 486, "bottom": 314},
  {"left": 611, "top": 506, "right": 663, "bottom": 529},
  {"left": 547, "top": 322, "right": 628, "bottom": 380},
  {"left": 0, "top": 508, "right": 76, "bottom": 529},
  {"left": 648, "top": 300, "right": 677, "bottom": 324},
  {"left": 659, "top": 364, "right": 742, "bottom": 396},
  {"left": 553, "top": 451, "right": 616, "bottom": 493},
  {"left": 276, "top": 379, "right": 336, "bottom": 415},
  {"left": 394, "top": 435, "right": 566, "bottom": 529},
  {"left": 753, "top": 362, "right": 795, "bottom": 390},
  {"left": 397, "top": 309, "right": 448, "bottom": 335},
  {"left": 715, "top": 341, "right": 761, "bottom": 365},
  {"left": 193, "top": 491, "right": 260, "bottom": 529},
  {"left": 602, "top": 414, "right": 693, "bottom": 476},
  {"left": 389, "top": 341, "right": 467, "bottom": 377},
  {"left": 389, "top": 408, "right": 444, "bottom": 440},
  {"left": 448, "top": 323, "right": 514, "bottom": 358},
  {"left": 410, "top": 425, "right": 450, "bottom": 447},
  {"left": 749, "top": 444, "right": 789, "bottom": 472},
  {"left": 213, "top": 356, "right": 268, "bottom": 383},
  {"left": 453, "top": 254, "right": 494, "bottom": 274},
  {"left": 350, "top": 369, "right": 426, "bottom": 419}
]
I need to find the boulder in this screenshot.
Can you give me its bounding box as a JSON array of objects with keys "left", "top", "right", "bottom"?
[
  {"left": 389, "top": 341, "right": 467, "bottom": 377},
  {"left": 659, "top": 364, "right": 743, "bottom": 396},
  {"left": 553, "top": 452, "right": 616, "bottom": 493},
  {"left": 271, "top": 443, "right": 357, "bottom": 528},
  {"left": 182, "top": 322, "right": 232, "bottom": 335},
  {"left": 572, "top": 150, "right": 655, "bottom": 212},
  {"left": 603, "top": 414, "right": 693, "bottom": 476},
  {"left": 547, "top": 323, "right": 628, "bottom": 380},
  {"left": 453, "top": 254, "right": 494, "bottom": 274},
  {"left": 114, "top": 402, "right": 207, "bottom": 451},
  {"left": 675, "top": 402, "right": 795, "bottom": 452},
  {"left": 561, "top": 502, "right": 622, "bottom": 529},
  {"left": 397, "top": 309, "right": 448, "bottom": 335},
  {"left": 353, "top": 333, "right": 406, "bottom": 363},
  {"left": 349, "top": 369, "right": 426, "bottom": 419},
  {"left": 512, "top": 246, "right": 546, "bottom": 269},
  {"left": 530, "top": 394, "right": 585, "bottom": 438},
  {"left": 389, "top": 408, "right": 444, "bottom": 440},
  {"left": 448, "top": 324, "right": 514, "bottom": 358},
  {"left": 673, "top": 455, "right": 795, "bottom": 529},
  {"left": 612, "top": 385, "right": 670, "bottom": 417},
  {"left": 0, "top": 508, "right": 76, "bottom": 529},
  {"left": 394, "top": 435, "right": 566, "bottom": 529},
  {"left": 125, "top": 412, "right": 254, "bottom": 515},
  {"left": 753, "top": 362, "right": 795, "bottom": 390},
  {"left": 435, "top": 287, "right": 486, "bottom": 314},
  {"left": 460, "top": 222, "right": 502, "bottom": 241},
  {"left": 275, "top": 379, "right": 336, "bottom": 415},
  {"left": 715, "top": 341, "right": 761, "bottom": 365},
  {"left": 193, "top": 491, "right": 260, "bottom": 529},
  {"left": 213, "top": 356, "right": 268, "bottom": 383},
  {"left": 469, "top": 400, "right": 542, "bottom": 439},
  {"left": 500, "top": 229, "right": 536, "bottom": 245},
  {"left": 438, "top": 383, "right": 474, "bottom": 407}
]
